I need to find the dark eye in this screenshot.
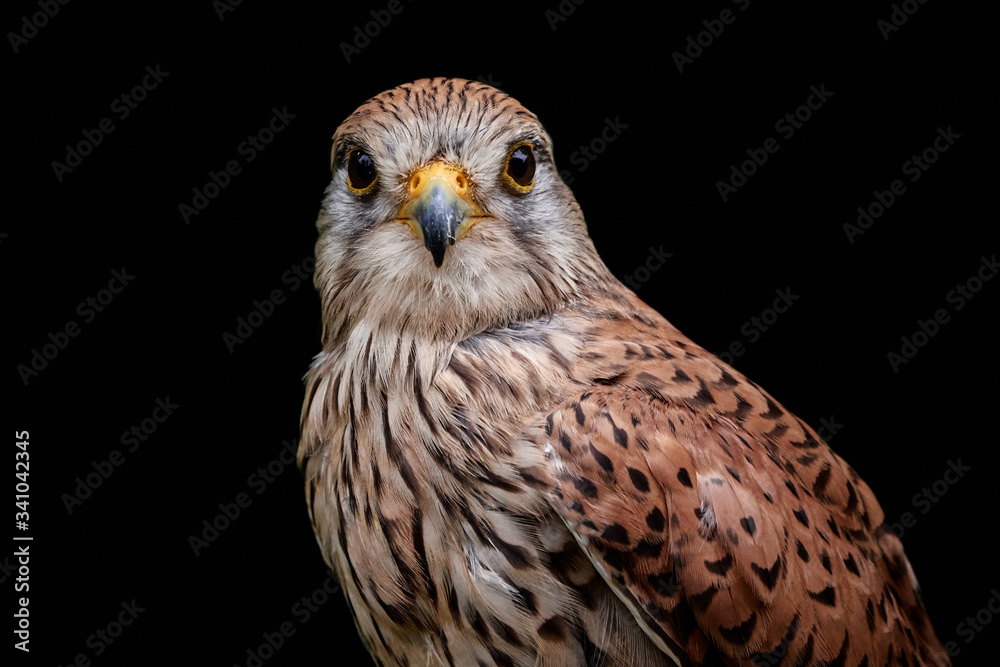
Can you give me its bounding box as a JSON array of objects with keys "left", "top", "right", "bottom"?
[
  {"left": 347, "top": 148, "right": 378, "bottom": 192},
  {"left": 503, "top": 142, "right": 535, "bottom": 191}
]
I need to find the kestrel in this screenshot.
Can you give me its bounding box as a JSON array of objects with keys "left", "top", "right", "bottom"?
[{"left": 298, "top": 78, "right": 949, "bottom": 666}]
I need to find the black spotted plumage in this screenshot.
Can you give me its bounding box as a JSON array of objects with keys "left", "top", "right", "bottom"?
[{"left": 298, "top": 77, "right": 950, "bottom": 667}]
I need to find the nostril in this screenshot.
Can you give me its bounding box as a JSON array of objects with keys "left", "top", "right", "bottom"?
[
  {"left": 455, "top": 174, "right": 467, "bottom": 191},
  {"left": 410, "top": 174, "right": 422, "bottom": 193}
]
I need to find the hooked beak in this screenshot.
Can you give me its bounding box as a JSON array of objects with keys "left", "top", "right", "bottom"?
[{"left": 398, "top": 162, "right": 484, "bottom": 267}]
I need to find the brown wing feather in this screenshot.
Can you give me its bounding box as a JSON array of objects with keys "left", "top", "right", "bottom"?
[{"left": 544, "top": 307, "right": 950, "bottom": 667}]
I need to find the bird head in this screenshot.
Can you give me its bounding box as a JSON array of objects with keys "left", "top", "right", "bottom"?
[{"left": 314, "top": 77, "right": 611, "bottom": 344}]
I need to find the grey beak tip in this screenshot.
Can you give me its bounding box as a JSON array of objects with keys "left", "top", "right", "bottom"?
[{"left": 412, "top": 180, "right": 471, "bottom": 268}]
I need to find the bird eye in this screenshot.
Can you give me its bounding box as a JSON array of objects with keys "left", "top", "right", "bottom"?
[
  {"left": 503, "top": 142, "right": 535, "bottom": 191},
  {"left": 347, "top": 148, "right": 378, "bottom": 193}
]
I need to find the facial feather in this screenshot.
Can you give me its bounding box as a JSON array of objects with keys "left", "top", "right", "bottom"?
[{"left": 314, "top": 77, "right": 612, "bottom": 346}]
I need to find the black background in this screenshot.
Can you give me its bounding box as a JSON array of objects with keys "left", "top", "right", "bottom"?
[{"left": 7, "top": 1, "right": 996, "bottom": 665}]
